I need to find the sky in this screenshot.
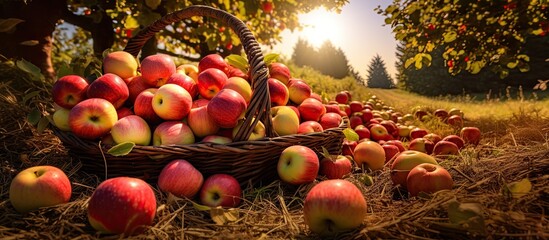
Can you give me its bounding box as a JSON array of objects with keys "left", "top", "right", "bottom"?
[{"left": 270, "top": 0, "right": 397, "bottom": 80}]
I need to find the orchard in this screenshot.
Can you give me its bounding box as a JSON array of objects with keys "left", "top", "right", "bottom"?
[{"left": 1, "top": 2, "right": 548, "bottom": 240}]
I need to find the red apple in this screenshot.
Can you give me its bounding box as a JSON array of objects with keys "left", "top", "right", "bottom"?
[
  {"left": 127, "top": 76, "right": 149, "bottom": 104},
  {"left": 382, "top": 144, "right": 400, "bottom": 163},
  {"left": 110, "top": 115, "right": 151, "bottom": 145},
  {"left": 442, "top": 134, "right": 465, "bottom": 149},
  {"left": 207, "top": 89, "right": 247, "bottom": 128},
  {"left": 407, "top": 163, "right": 453, "bottom": 197},
  {"left": 390, "top": 150, "right": 438, "bottom": 189},
  {"left": 197, "top": 68, "right": 228, "bottom": 99},
  {"left": 298, "top": 121, "right": 324, "bottom": 134},
  {"left": 153, "top": 121, "right": 195, "bottom": 146},
  {"left": 319, "top": 155, "right": 352, "bottom": 179},
  {"left": 408, "top": 138, "right": 435, "bottom": 154},
  {"left": 319, "top": 112, "right": 343, "bottom": 130},
  {"left": 287, "top": 78, "right": 312, "bottom": 105},
  {"left": 116, "top": 107, "right": 133, "bottom": 119},
  {"left": 303, "top": 179, "right": 367, "bottom": 236},
  {"left": 133, "top": 88, "right": 163, "bottom": 125},
  {"left": 201, "top": 135, "right": 232, "bottom": 144},
  {"left": 158, "top": 159, "right": 203, "bottom": 198},
  {"left": 199, "top": 174, "right": 242, "bottom": 208},
  {"left": 223, "top": 76, "right": 252, "bottom": 104},
  {"left": 9, "top": 165, "right": 71, "bottom": 213},
  {"left": 69, "top": 98, "right": 118, "bottom": 140},
  {"left": 432, "top": 140, "right": 459, "bottom": 157},
  {"left": 361, "top": 109, "right": 374, "bottom": 123},
  {"left": 349, "top": 115, "right": 363, "bottom": 129},
  {"left": 335, "top": 91, "right": 349, "bottom": 104},
  {"left": 447, "top": 115, "right": 463, "bottom": 128},
  {"left": 86, "top": 73, "right": 129, "bottom": 109},
  {"left": 87, "top": 177, "right": 156, "bottom": 235},
  {"left": 277, "top": 145, "right": 319, "bottom": 185},
  {"left": 226, "top": 64, "right": 248, "bottom": 79},
  {"left": 187, "top": 105, "right": 220, "bottom": 138},
  {"left": 192, "top": 98, "right": 210, "bottom": 108},
  {"left": 384, "top": 140, "right": 406, "bottom": 152},
  {"left": 166, "top": 72, "right": 198, "bottom": 99},
  {"left": 433, "top": 109, "right": 449, "bottom": 122},
  {"left": 52, "top": 75, "right": 89, "bottom": 109},
  {"left": 176, "top": 64, "right": 199, "bottom": 82},
  {"left": 460, "top": 127, "right": 481, "bottom": 146},
  {"left": 298, "top": 98, "right": 326, "bottom": 122},
  {"left": 152, "top": 84, "right": 193, "bottom": 120},
  {"left": 410, "top": 127, "right": 429, "bottom": 139},
  {"left": 268, "top": 62, "right": 290, "bottom": 85},
  {"left": 354, "top": 125, "right": 371, "bottom": 140},
  {"left": 423, "top": 133, "right": 442, "bottom": 144},
  {"left": 198, "top": 54, "right": 229, "bottom": 74},
  {"left": 369, "top": 124, "right": 393, "bottom": 142},
  {"left": 353, "top": 140, "right": 385, "bottom": 170},
  {"left": 324, "top": 104, "right": 340, "bottom": 114},
  {"left": 267, "top": 78, "right": 289, "bottom": 106},
  {"left": 141, "top": 53, "right": 176, "bottom": 87},
  {"left": 261, "top": 1, "right": 274, "bottom": 14},
  {"left": 341, "top": 139, "right": 357, "bottom": 157},
  {"left": 102, "top": 50, "right": 138, "bottom": 79},
  {"left": 349, "top": 101, "right": 364, "bottom": 114}
]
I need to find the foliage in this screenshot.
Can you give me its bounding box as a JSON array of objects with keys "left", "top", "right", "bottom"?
[
  {"left": 365, "top": 54, "right": 394, "bottom": 89},
  {"left": 291, "top": 38, "right": 350, "bottom": 79},
  {"left": 378, "top": 0, "right": 549, "bottom": 77}
]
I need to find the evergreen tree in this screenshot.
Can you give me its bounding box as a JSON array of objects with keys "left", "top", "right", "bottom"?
[
  {"left": 291, "top": 39, "right": 350, "bottom": 79},
  {"left": 366, "top": 54, "right": 394, "bottom": 88}
]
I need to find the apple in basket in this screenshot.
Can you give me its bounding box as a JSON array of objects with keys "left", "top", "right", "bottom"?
[
  {"left": 187, "top": 105, "right": 220, "bottom": 138},
  {"left": 277, "top": 145, "right": 319, "bottom": 185},
  {"left": 166, "top": 72, "right": 198, "bottom": 99},
  {"left": 271, "top": 106, "right": 300, "bottom": 136},
  {"left": 110, "top": 115, "right": 151, "bottom": 146},
  {"left": 319, "top": 112, "right": 343, "bottom": 130},
  {"left": 223, "top": 76, "right": 253, "bottom": 104},
  {"left": 158, "top": 160, "right": 204, "bottom": 199},
  {"left": 198, "top": 53, "right": 229, "bottom": 74},
  {"left": 69, "top": 98, "right": 118, "bottom": 140},
  {"left": 152, "top": 83, "right": 193, "bottom": 121},
  {"left": 287, "top": 78, "right": 312, "bottom": 105},
  {"left": 153, "top": 121, "right": 195, "bottom": 146},
  {"left": 207, "top": 89, "right": 247, "bottom": 128},
  {"left": 102, "top": 50, "right": 139, "bottom": 80},
  {"left": 298, "top": 98, "right": 326, "bottom": 122},
  {"left": 298, "top": 121, "right": 324, "bottom": 134},
  {"left": 51, "top": 75, "right": 89, "bottom": 109},
  {"left": 197, "top": 68, "right": 228, "bottom": 99},
  {"left": 177, "top": 64, "right": 199, "bottom": 82},
  {"left": 140, "top": 53, "right": 176, "bottom": 87},
  {"left": 303, "top": 179, "right": 367, "bottom": 236},
  {"left": 268, "top": 78, "right": 290, "bottom": 106},
  {"left": 133, "top": 88, "right": 163, "bottom": 125},
  {"left": 199, "top": 174, "right": 242, "bottom": 208},
  {"left": 269, "top": 62, "right": 291, "bottom": 85},
  {"left": 406, "top": 163, "right": 454, "bottom": 197},
  {"left": 88, "top": 177, "right": 156, "bottom": 235},
  {"left": 86, "top": 73, "right": 129, "bottom": 109},
  {"left": 9, "top": 165, "right": 72, "bottom": 213},
  {"left": 232, "top": 118, "right": 266, "bottom": 141}
]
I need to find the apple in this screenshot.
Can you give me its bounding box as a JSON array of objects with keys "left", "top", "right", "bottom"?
[
  {"left": 69, "top": 98, "right": 118, "bottom": 140},
  {"left": 187, "top": 105, "right": 220, "bottom": 138},
  {"left": 361, "top": 109, "right": 374, "bottom": 123},
  {"left": 176, "top": 64, "right": 199, "bottom": 82},
  {"left": 298, "top": 98, "right": 326, "bottom": 122},
  {"left": 303, "top": 179, "right": 367, "bottom": 236},
  {"left": 207, "top": 89, "right": 247, "bottom": 128},
  {"left": 87, "top": 177, "right": 156, "bottom": 235},
  {"left": 410, "top": 127, "right": 429, "bottom": 139},
  {"left": 354, "top": 125, "right": 371, "bottom": 140},
  {"left": 52, "top": 75, "right": 89, "bottom": 109},
  {"left": 268, "top": 62, "right": 290, "bottom": 85},
  {"left": 153, "top": 121, "right": 195, "bottom": 146},
  {"left": 110, "top": 115, "right": 151, "bottom": 145},
  {"left": 298, "top": 121, "right": 324, "bottom": 134},
  {"left": 86, "top": 73, "right": 129, "bottom": 109},
  {"left": 384, "top": 140, "right": 406, "bottom": 152},
  {"left": 166, "top": 72, "right": 198, "bottom": 99},
  {"left": 102, "top": 51, "right": 138, "bottom": 79},
  {"left": 382, "top": 144, "right": 400, "bottom": 163},
  {"left": 408, "top": 138, "right": 435, "bottom": 154},
  {"left": 134, "top": 88, "right": 163, "bottom": 125},
  {"left": 261, "top": 1, "right": 274, "bottom": 14},
  {"left": 380, "top": 120, "right": 398, "bottom": 137},
  {"left": 199, "top": 174, "right": 242, "bottom": 208},
  {"left": 271, "top": 106, "right": 300, "bottom": 136},
  {"left": 277, "top": 145, "right": 319, "bottom": 185},
  {"left": 151, "top": 84, "right": 193, "bottom": 121},
  {"left": 369, "top": 124, "right": 392, "bottom": 142},
  {"left": 197, "top": 68, "right": 228, "bottom": 100},
  {"left": 339, "top": 104, "right": 351, "bottom": 117},
  {"left": 423, "top": 133, "right": 442, "bottom": 144},
  {"left": 390, "top": 150, "right": 438, "bottom": 189},
  {"left": 9, "top": 165, "right": 71, "bottom": 213},
  {"left": 116, "top": 107, "right": 133, "bottom": 119},
  {"left": 324, "top": 104, "right": 340, "bottom": 114},
  {"left": 201, "top": 135, "right": 232, "bottom": 144},
  {"left": 140, "top": 53, "right": 176, "bottom": 87},
  {"left": 267, "top": 78, "right": 289, "bottom": 106},
  {"left": 192, "top": 98, "right": 210, "bottom": 108},
  {"left": 433, "top": 109, "right": 449, "bottom": 121},
  {"left": 442, "top": 134, "right": 465, "bottom": 149},
  {"left": 414, "top": 109, "right": 428, "bottom": 120},
  {"left": 460, "top": 127, "right": 481, "bottom": 146},
  {"left": 407, "top": 163, "right": 454, "bottom": 197},
  {"left": 349, "top": 101, "right": 364, "bottom": 114},
  {"left": 397, "top": 125, "right": 411, "bottom": 138},
  {"left": 52, "top": 107, "right": 71, "bottom": 131},
  {"left": 353, "top": 140, "right": 385, "bottom": 170},
  {"left": 401, "top": 113, "right": 414, "bottom": 123},
  {"left": 341, "top": 139, "right": 357, "bottom": 157},
  {"left": 287, "top": 79, "right": 312, "bottom": 105},
  {"left": 349, "top": 115, "right": 363, "bottom": 129},
  {"left": 319, "top": 112, "right": 343, "bottom": 130},
  {"left": 232, "top": 118, "right": 266, "bottom": 140},
  {"left": 310, "top": 92, "right": 322, "bottom": 102},
  {"left": 447, "top": 115, "right": 463, "bottom": 128},
  {"left": 432, "top": 140, "right": 459, "bottom": 157},
  {"left": 158, "top": 159, "right": 203, "bottom": 198},
  {"left": 319, "top": 155, "right": 352, "bottom": 179},
  {"left": 127, "top": 76, "right": 149, "bottom": 104},
  {"left": 448, "top": 108, "right": 464, "bottom": 118},
  {"left": 198, "top": 54, "right": 229, "bottom": 74},
  {"left": 223, "top": 76, "right": 252, "bottom": 103},
  {"left": 226, "top": 65, "right": 248, "bottom": 79},
  {"left": 335, "top": 91, "right": 349, "bottom": 104}
]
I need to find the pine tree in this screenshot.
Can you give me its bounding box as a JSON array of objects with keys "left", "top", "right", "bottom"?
[
  {"left": 291, "top": 39, "right": 350, "bottom": 79},
  {"left": 366, "top": 54, "right": 394, "bottom": 88}
]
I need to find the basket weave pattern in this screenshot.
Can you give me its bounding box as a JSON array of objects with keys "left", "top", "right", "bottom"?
[{"left": 54, "top": 5, "right": 346, "bottom": 185}]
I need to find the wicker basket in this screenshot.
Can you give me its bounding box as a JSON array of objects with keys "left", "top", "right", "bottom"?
[{"left": 54, "top": 5, "right": 346, "bottom": 186}]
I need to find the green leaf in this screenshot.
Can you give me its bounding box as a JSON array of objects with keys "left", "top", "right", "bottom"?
[
  {"left": 263, "top": 53, "right": 280, "bottom": 65},
  {"left": 107, "top": 142, "right": 135, "bottom": 156},
  {"left": 27, "top": 108, "right": 41, "bottom": 125},
  {"left": 36, "top": 116, "right": 49, "bottom": 133},
  {"left": 22, "top": 90, "right": 41, "bottom": 105},
  {"left": 0, "top": 18, "right": 24, "bottom": 33},
  {"left": 343, "top": 128, "right": 359, "bottom": 142},
  {"left": 16, "top": 59, "right": 42, "bottom": 81},
  {"left": 225, "top": 54, "right": 248, "bottom": 72},
  {"left": 505, "top": 178, "right": 532, "bottom": 198},
  {"left": 192, "top": 201, "right": 212, "bottom": 211}
]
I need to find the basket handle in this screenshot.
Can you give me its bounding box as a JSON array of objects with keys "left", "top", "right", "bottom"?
[{"left": 124, "top": 5, "right": 273, "bottom": 141}]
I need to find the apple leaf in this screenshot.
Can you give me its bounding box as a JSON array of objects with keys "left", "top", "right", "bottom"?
[
  {"left": 107, "top": 142, "right": 135, "bottom": 156},
  {"left": 263, "top": 53, "right": 280, "bottom": 65},
  {"left": 359, "top": 173, "right": 373, "bottom": 186},
  {"left": 191, "top": 201, "right": 212, "bottom": 211},
  {"left": 342, "top": 128, "right": 359, "bottom": 142},
  {"left": 503, "top": 178, "right": 532, "bottom": 199},
  {"left": 27, "top": 108, "right": 41, "bottom": 125},
  {"left": 16, "top": 59, "right": 43, "bottom": 81},
  {"left": 210, "top": 207, "right": 239, "bottom": 225},
  {"left": 36, "top": 116, "right": 50, "bottom": 133},
  {"left": 22, "top": 90, "right": 41, "bottom": 105},
  {"left": 0, "top": 18, "right": 24, "bottom": 33},
  {"left": 447, "top": 199, "right": 486, "bottom": 234},
  {"left": 225, "top": 54, "right": 248, "bottom": 73},
  {"left": 320, "top": 146, "right": 332, "bottom": 160}
]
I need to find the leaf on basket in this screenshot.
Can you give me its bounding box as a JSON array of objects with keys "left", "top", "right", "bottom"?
[
  {"left": 107, "top": 142, "right": 135, "bottom": 156},
  {"left": 225, "top": 54, "right": 248, "bottom": 73},
  {"left": 447, "top": 199, "right": 486, "bottom": 234},
  {"left": 263, "top": 53, "right": 280, "bottom": 65},
  {"left": 504, "top": 178, "right": 532, "bottom": 199},
  {"left": 342, "top": 128, "right": 359, "bottom": 142},
  {"left": 210, "top": 207, "right": 239, "bottom": 225}
]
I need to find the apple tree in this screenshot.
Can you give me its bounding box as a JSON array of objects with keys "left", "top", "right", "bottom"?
[
  {"left": 0, "top": 0, "right": 349, "bottom": 80},
  {"left": 378, "top": 0, "right": 548, "bottom": 78}
]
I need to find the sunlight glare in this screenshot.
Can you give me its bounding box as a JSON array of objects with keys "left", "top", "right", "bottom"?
[{"left": 298, "top": 7, "right": 343, "bottom": 49}]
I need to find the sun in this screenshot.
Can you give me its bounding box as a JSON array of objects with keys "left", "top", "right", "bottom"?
[{"left": 298, "top": 7, "right": 343, "bottom": 49}]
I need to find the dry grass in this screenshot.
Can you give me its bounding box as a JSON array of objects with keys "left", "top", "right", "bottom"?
[{"left": 1, "top": 65, "right": 548, "bottom": 239}]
